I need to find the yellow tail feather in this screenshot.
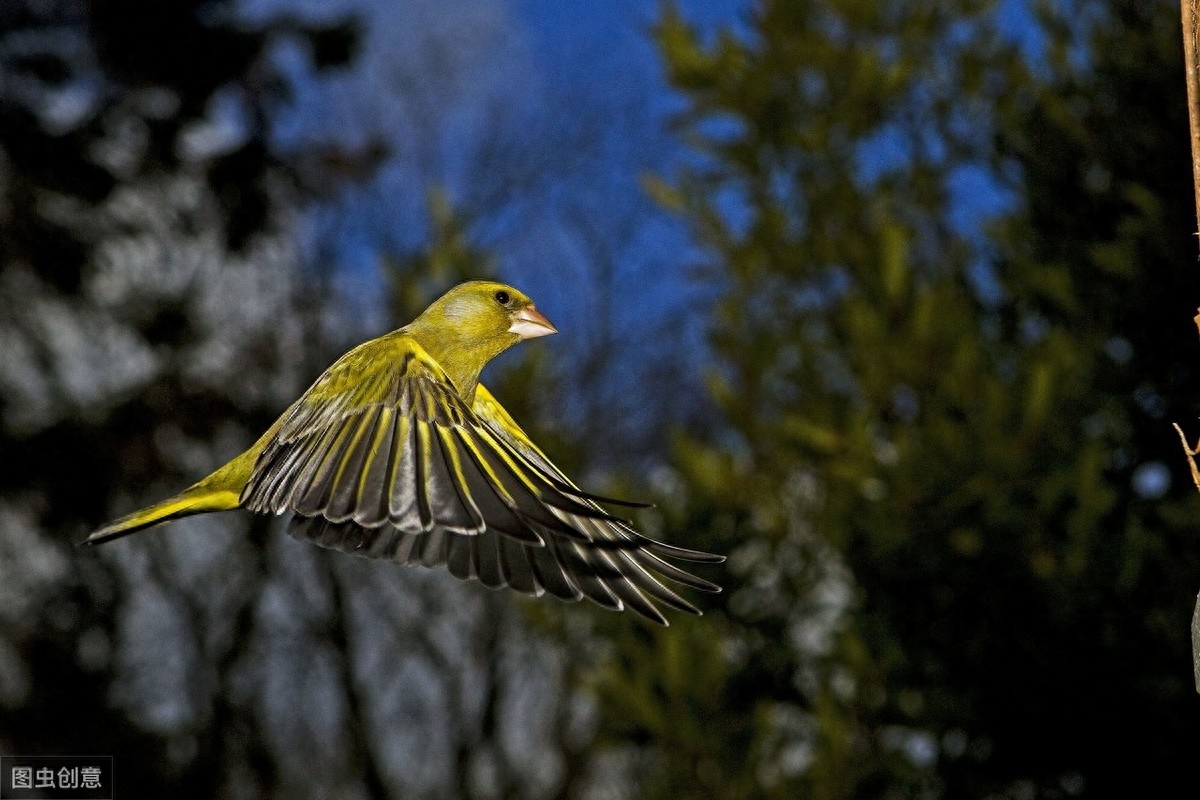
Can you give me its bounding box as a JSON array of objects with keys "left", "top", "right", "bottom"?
[
  {"left": 80, "top": 435, "right": 272, "bottom": 547},
  {"left": 78, "top": 487, "right": 243, "bottom": 546}
]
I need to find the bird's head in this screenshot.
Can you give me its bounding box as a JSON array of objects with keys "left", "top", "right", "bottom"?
[{"left": 406, "top": 281, "right": 557, "bottom": 397}]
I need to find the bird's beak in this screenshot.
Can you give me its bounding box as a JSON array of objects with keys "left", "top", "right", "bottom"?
[{"left": 508, "top": 305, "right": 557, "bottom": 339}]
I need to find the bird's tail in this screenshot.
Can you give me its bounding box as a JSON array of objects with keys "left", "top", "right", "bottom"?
[
  {"left": 78, "top": 435, "right": 271, "bottom": 547},
  {"left": 77, "top": 485, "right": 243, "bottom": 547}
]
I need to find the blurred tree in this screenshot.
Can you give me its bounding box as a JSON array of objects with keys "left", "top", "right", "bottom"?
[
  {"left": 972, "top": 0, "right": 1200, "bottom": 793},
  {"left": 0, "top": 1, "right": 599, "bottom": 795},
  {"left": 0, "top": 1, "right": 372, "bottom": 797},
  {"left": 10, "top": 0, "right": 1199, "bottom": 798},
  {"left": 577, "top": 0, "right": 1200, "bottom": 798}
]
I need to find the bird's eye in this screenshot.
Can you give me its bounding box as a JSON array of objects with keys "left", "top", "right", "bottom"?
[{"left": 494, "top": 290, "right": 510, "bottom": 305}]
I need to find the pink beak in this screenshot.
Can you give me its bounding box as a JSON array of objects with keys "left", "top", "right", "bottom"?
[{"left": 508, "top": 306, "right": 558, "bottom": 339}]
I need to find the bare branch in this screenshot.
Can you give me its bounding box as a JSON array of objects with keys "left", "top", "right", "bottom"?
[
  {"left": 1183, "top": 1, "right": 1200, "bottom": 239},
  {"left": 1172, "top": 422, "right": 1200, "bottom": 492}
]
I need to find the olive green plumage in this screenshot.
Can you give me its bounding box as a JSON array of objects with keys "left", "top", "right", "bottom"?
[{"left": 83, "top": 281, "right": 723, "bottom": 624}]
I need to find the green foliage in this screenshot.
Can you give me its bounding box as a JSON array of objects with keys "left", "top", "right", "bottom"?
[{"left": 583, "top": 0, "right": 1200, "bottom": 797}]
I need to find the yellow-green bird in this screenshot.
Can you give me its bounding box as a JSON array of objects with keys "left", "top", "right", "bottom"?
[{"left": 82, "top": 281, "right": 722, "bottom": 624}]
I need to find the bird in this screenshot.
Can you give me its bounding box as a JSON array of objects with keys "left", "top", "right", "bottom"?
[{"left": 81, "top": 280, "right": 723, "bottom": 624}]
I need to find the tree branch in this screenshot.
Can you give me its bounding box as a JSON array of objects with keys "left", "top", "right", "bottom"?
[
  {"left": 322, "top": 556, "right": 392, "bottom": 800},
  {"left": 1184, "top": 2, "right": 1200, "bottom": 231},
  {"left": 1179, "top": 1, "right": 1200, "bottom": 695}
]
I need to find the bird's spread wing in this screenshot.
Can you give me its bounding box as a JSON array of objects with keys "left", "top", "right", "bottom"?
[{"left": 240, "top": 336, "right": 722, "bottom": 623}]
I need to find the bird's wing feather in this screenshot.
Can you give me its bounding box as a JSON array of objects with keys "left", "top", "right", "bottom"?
[
  {"left": 470, "top": 384, "right": 724, "bottom": 622},
  {"left": 241, "top": 337, "right": 723, "bottom": 624},
  {"left": 471, "top": 385, "right": 655, "bottom": 509},
  {"left": 241, "top": 336, "right": 614, "bottom": 541},
  {"left": 473, "top": 384, "right": 723, "bottom": 564}
]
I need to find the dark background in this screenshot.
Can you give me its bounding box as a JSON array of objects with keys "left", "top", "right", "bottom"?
[{"left": 1, "top": 0, "right": 1198, "bottom": 797}]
